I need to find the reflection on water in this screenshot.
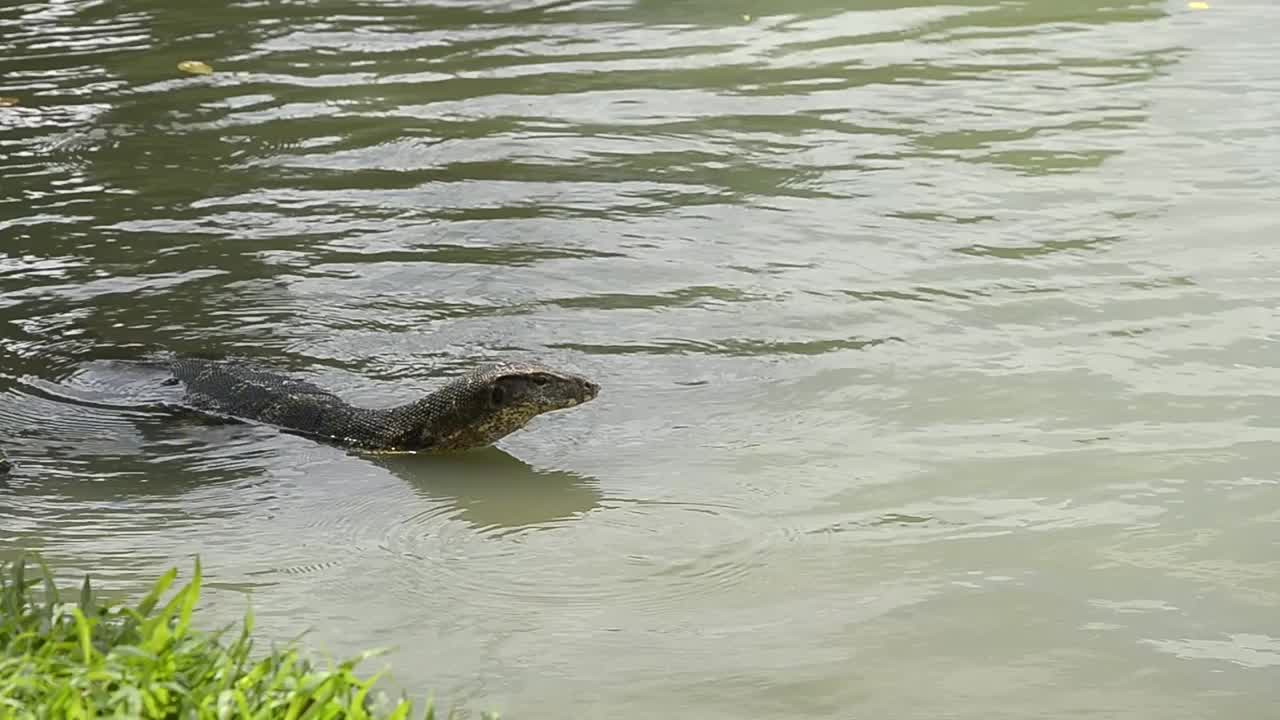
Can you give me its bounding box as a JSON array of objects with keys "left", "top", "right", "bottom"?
[{"left": 371, "top": 449, "right": 601, "bottom": 533}]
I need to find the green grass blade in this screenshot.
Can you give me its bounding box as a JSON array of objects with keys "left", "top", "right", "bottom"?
[
  {"left": 71, "top": 608, "right": 94, "bottom": 663},
  {"left": 35, "top": 555, "right": 60, "bottom": 606},
  {"left": 78, "top": 575, "right": 94, "bottom": 617},
  {"left": 135, "top": 567, "right": 178, "bottom": 618},
  {"left": 174, "top": 558, "right": 202, "bottom": 639},
  {"left": 5, "top": 554, "right": 25, "bottom": 619}
]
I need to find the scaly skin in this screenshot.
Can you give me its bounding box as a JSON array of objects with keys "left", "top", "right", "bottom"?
[{"left": 168, "top": 358, "right": 599, "bottom": 452}]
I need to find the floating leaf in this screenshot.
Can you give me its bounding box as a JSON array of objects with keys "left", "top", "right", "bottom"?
[
  {"left": 0, "top": 97, "right": 18, "bottom": 107},
  {"left": 177, "top": 60, "right": 213, "bottom": 76},
  {"left": 1188, "top": 1, "right": 1209, "bottom": 8}
]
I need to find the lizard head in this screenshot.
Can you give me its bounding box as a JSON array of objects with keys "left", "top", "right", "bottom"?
[{"left": 406, "top": 361, "right": 599, "bottom": 451}]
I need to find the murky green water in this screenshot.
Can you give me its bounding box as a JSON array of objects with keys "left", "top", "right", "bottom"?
[{"left": 3, "top": 0, "right": 1280, "bottom": 716}]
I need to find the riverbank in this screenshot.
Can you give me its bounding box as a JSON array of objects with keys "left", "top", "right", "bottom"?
[{"left": 0, "top": 555, "right": 461, "bottom": 719}]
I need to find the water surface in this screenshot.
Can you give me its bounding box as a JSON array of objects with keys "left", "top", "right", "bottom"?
[{"left": 3, "top": 0, "right": 1280, "bottom": 717}]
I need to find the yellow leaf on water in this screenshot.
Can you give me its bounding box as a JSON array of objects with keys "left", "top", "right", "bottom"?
[
  {"left": 1188, "top": 1, "right": 1210, "bottom": 8},
  {"left": 0, "top": 97, "right": 18, "bottom": 107},
  {"left": 742, "top": 14, "right": 752, "bottom": 21},
  {"left": 177, "top": 60, "right": 213, "bottom": 75}
]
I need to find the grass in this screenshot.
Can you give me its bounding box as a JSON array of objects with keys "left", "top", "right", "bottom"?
[{"left": 0, "top": 554, "right": 462, "bottom": 720}]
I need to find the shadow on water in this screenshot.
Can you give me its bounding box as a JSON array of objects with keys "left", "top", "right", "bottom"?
[{"left": 369, "top": 448, "right": 602, "bottom": 533}]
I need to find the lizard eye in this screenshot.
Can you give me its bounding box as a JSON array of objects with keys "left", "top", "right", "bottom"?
[
  {"left": 532, "top": 375, "right": 550, "bottom": 386},
  {"left": 490, "top": 385, "right": 506, "bottom": 406}
]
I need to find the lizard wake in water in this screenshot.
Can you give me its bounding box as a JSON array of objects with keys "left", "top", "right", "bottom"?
[{"left": 166, "top": 357, "right": 599, "bottom": 452}]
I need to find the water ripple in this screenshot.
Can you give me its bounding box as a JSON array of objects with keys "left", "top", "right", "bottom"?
[{"left": 378, "top": 497, "right": 779, "bottom": 617}]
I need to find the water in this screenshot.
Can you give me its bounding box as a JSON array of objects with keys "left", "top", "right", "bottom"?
[{"left": 3, "top": 0, "right": 1279, "bottom": 716}]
